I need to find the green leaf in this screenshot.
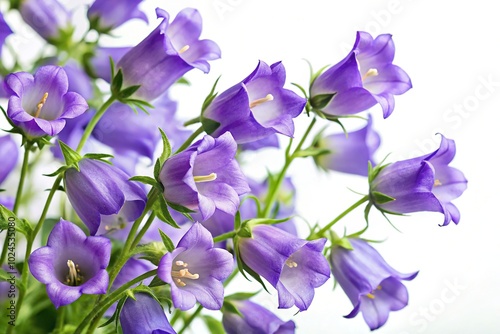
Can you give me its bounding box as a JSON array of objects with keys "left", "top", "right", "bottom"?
[
  {"left": 371, "top": 191, "right": 395, "bottom": 204},
  {"left": 200, "top": 116, "right": 220, "bottom": 135},
  {"left": 243, "top": 216, "right": 290, "bottom": 227},
  {"left": 176, "top": 77, "right": 191, "bottom": 86},
  {"left": 148, "top": 275, "right": 167, "bottom": 288},
  {"left": 43, "top": 165, "right": 70, "bottom": 177},
  {"left": 222, "top": 301, "right": 242, "bottom": 317},
  {"left": 83, "top": 153, "right": 114, "bottom": 160},
  {"left": 158, "top": 229, "right": 175, "bottom": 252},
  {"left": 131, "top": 242, "right": 167, "bottom": 266},
  {"left": 129, "top": 176, "right": 160, "bottom": 188},
  {"left": 158, "top": 128, "right": 172, "bottom": 164},
  {"left": 118, "top": 85, "right": 141, "bottom": 99},
  {"left": 153, "top": 159, "right": 162, "bottom": 183},
  {"left": 203, "top": 315, "right": 225, "bottom": 334},
  {"left": 166, "top": 201, "right": 195, "bottom": 214},
  {"left": 58, "top": 140, "right": 82, "bottom": 170},
  {"left": 294, "top": 147, "right": 331, "bottom": 158},
  {"left": 201, "top": 75, "right": 221, "bottom": 112},
  {"left": 154, "top": 196, "right": 181, "bottom": 229},
  {"left": 309, "top": 93, "right": 335, "bottom": 109},
  {"left": 98, "top": 296, "right": 127, "bottom": 329},
  {"left": 225, "top": 291, "right": 260, "bottom": 301},
  {"left": 111, "top": 69, "right": 123, "bottom": 95},
  {"left": 0, "top": 205, "right": 33, "bottom": 238}
]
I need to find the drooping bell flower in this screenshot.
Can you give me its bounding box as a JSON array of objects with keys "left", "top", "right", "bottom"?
[
  {"left": 0, "top": 11, "right": 12, "bottom": 57},
  {"left": 120, "top": 293, "right": 177, "bottom": 334},
  {"left": 117, "top": 7, "right": 221, "bottom": 101},
  {"left": 315, "top": 114, "right": 381, "bottom": 176},
  {"left": 202, "top": 61, "right": 306, "bottom": 144},
  {"left": 64, "top": 158, "right": 147, "bottom": 235},
  {"left": 310, "top": 31, "right": 411, "bottom": 118},
  {"left": 88, "top": 0, "right": 148, "bottom": 32},
  {"left": 237, "top": 225, "right": 330, "bottom": 311},
  {"left": 90, "top": 47, "right": 131, "bottom": 82},
  {"left": 239, "top": 133, "right": 280, "bottom": 151},
  {"left": 222, "top": 300, "right": 296, "bottom": 334},
  {"left": 159, "top": 132, "right": 250, "bottom": 221},
  {"left": 329, "top": 238, "right": 418, "bottom": 330},
  {"left": 370, "top": 135, "right": 467, "bottom": 226},
  {"left": 0, "top": 135, "right": 19, "bottom": 185},
  {"left": 28, "top": 219, "right": 111, "bottom": 308},
  {"left": 158, "top": 223, "right": 234, "bottom": 310},
  {"left": 19, "top": 0, "right": 72, "bottom": 42},
  {"left": 5, "top": 65, "right": 88, "bottom": 138}
]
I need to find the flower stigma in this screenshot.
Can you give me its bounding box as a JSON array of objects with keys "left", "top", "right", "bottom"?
[
  {"left": 285, "top": 258, "right": 298, "bottom": 268},
  {"left": 365, "top": 285, "right": 382, "bottom": 299},
  {"left": 193, "top": 173, "right": 217, "bottom": 183},
  {"left": 65, "top": 259, "right": 84, "bottom": 286},
  {"left": 434, "top": 179, "right": 442, "bottom": 187},
  {"left": 34, "top": 92, "right": 49, "bottom": 118},
  {"left": 178, "top": 45, "right": 190, "bottom": 54},
  {"left": 249, "top": 94, "right": 274, "bottom": 108},
  {"left": 362, "top": 68, "right": 378, "bottom": 81}
]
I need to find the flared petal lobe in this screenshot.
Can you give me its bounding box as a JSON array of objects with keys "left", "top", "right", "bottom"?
[{"left": 120, "top": 293, "right": 176, "bottom": 334}]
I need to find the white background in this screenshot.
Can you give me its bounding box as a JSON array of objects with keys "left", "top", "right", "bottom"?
[{"left": 4, "top": 0, "right": 500, "bottom": 333}]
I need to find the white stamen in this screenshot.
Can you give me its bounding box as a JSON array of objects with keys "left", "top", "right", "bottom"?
[
  {"left": 285, "top": 258, "right": 298, "bottom": 268},
  {"left": 249, "top": 94, "right": 274, "bottom": 108},
  {"left": 172, "top": 260, "right": 199, "bottom": 287},
  {"left": 193, "top": 173, "right": 217, "bottom": 183},
  {"left": 362, "top": 68, "right": 378, "bottom": 81},
  {"left": 178, "top": 45, "right": 190, "bottom": 54},
  {"left": 434, "top": 179, "right": 442, "bottom": 187}
]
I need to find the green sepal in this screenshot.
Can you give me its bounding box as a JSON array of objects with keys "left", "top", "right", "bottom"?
[
  {"left": 122, "top": 98, "right": 155, "bottom": 114},
  {"left": 98, "top": 295, "right": 127, "bottom": 331},
  {"left": 236, "top": 223, "right": 252, "bottom": 238},
  {"left": 131, "top": 242, "right": 167, "bottom": 266},
  {"left": 243, "top": 216, "right": 290, "bottom": 227},
  {"left": 148, "top": 275, "right": 168, "bottom": 288},
  {"left": 176, "top": 77, "right": 191, "bottom": 86},
  {"left": 290, "top": 82, "right": 308, "bottom": 100},
  {"left": 201, "top": 75, "right": 221, "bottom": 113},
  {"left": 294, "top": 147, "right": 331, "bottom": 158},
  {"left": 43, "top": 165, "right": 71, "bottom": 177},
  {"left": 166, "top": 201, "right": 195, "bottom": 215},
  {"left": 203, "top": 315, "right": 225, "bottom": 334},
  {"left": 309, "top": 93, "right": 335, "bottom": 109},
  {"left": 111, "top": 69, "right": 123, "bottom": 96},
  {"left": 118, "top": 85, "right": 141, "bottom": 100},
  {"left": 158, "top": 229, "right": 175, "bottom": 252},
  {"left": 153, "top": 196, "right": 181, "bottom": 229},
  {"left": 370, "top": 191, "right": 395, "bottom": 205},
  {"left": 221, "top": 300, "right": 243, "bottom": 317},
  {"left": 153, "top": 159, "right": 162, "bottom": 184},
  {"left": 129, "top": 176, "right": 161, "bottom": 189},
  {"left": 225, "top": 291, "right": 260, "bottom": 301},
  {"left": 83, "top": 153, "right": 114, "bottom": 165},
  {"left": 0, "top": 205, "right": 33, "bottom": 239},
  {"left": 200, "top": 116, "right": 220, "bottom": 135},
  {"left": 58, "top": 140, "right": 82, "bottom": 170},
  {"left": 158, "top": 128, "right": 172, "bottom": 164}
]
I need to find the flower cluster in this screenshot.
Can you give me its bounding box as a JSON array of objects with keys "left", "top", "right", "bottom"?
[{"left": 0, "top": 2, "right": 467, "bottom": 334}]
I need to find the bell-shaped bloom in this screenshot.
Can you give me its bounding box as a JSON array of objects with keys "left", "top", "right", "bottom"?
[
  {"left": 90, "top": 47, "right": 131, "bottom": 82},
  {"left": 237, "top": 225, "right": 330, "bottom": 311},
  {"left": 311, "top": 31, "right": 411, "bottom": 118},
  {"left": 88, "top": 0, "right": 147, "bottom": 31},
  {"left": 0, "top": 11, "right": 12, "bottom": 57},
  {"left": 5, "top": 65, "right": 88, "bottom": 138},
  {"left": 0, "top": 135, "right": 19, "bottom": 185},
  {"left": 315, "top": 114, "right": 381, "bottom": 176},
  {"left": 19, "top": 0, "right": 71, "bottom": 42},
  {"left": 203, "top": 61, "right": 306, "bottom": 144},
  {"left": 370, "top": 135, "right": 467, "bottom": 226},
  {"left": 64, "top": 158, "right": 147, "bottom": 235},
  {"left": 330, "top": 238, "right": 418, "bottom": 330},
  {"left": 28, "top": 219, "right": 111, "bottom": 308},
  {"left": 117, "top": 7, "right": 221, "bottom": 101},
  {"left": 158, "top": 223, "right": 234, "bottom": 310},
  {"left": 120, "top": 293, "right": 177, "bottom": 334},
  {"left": 63, "top": 61, "right": 93, "bottom": 101},
  {"left": 159, "top": 132, "right": 250, "bottom": 221},
  {"left": 239, "top": 133, "right": 280, "bottom": 151},
  {"left": 223, "top": 300, "right": 296, "bottom": 334}
]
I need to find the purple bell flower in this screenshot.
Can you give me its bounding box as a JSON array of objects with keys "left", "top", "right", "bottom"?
[
  {"left": 203, "top": 61, "right": 306, "bottom": 144},
  {"left": 120, "top": 293, "right": 177, "bottom": 334},
  {"left": 88, "top": 0, "right": 148, "bottom": 31},
  {"left": 117, "top": 7, "right": 221, "bottom": 101},
  {"left": 5, "top": 65, "right": 88, "bottom": 138},
  {"left": 311, "top": 32, "right": 411, "bottom": 118},
  {"left": 64, "top": 158, "right": 147, "bottom": 235},
  {"left": 158, "top": 223, "right": 234, "bottom": 310},
  {"left": 330, "top": 238, "right": 418, "bottom": 330},
  {"left": 19, "top": 0, "right": 71, "bottom": 42},
  {"left": 90, "top": 47, "right": 131, "bottom": 82},
  {"left": 223, "top": 300, "right": 296, "bottom": 334},
  {"left": 370, "top": 135, "right": 467, "bottom": 226},
  {"left": 237, "top": 225, "right": 330, "bottom": 311},
  {"left": 28, "top": 219, "right": 111, "bottom": 308},
  {"left": 159, "top": 132, "right": 250, "bottom": 221},
  {"left": 0, "top": 11, "right": 12, "bottom": 57},
  {"left": 315, "top": 114, "right": 381, "bottom": 176},
  {"left": 0, "top": 135, "right": 19, "bottom": 185}
]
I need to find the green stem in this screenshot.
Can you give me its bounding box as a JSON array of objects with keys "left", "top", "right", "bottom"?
[
  {"left": 311, "top": 195, "right": 369, "bottom": 239},
  {"left": 183, "top": 116, "right": 201, "bottom": 127},
  {"left": 175, "top": 126, "right": 203, "bottom": 153},
  {"left": 178, "top": 305, "right": 203, "bottom": 334},
  {"left": 55, "top": 306, "right": 65, "bottom": 332},
  {"left": 74, "top": 269, "right": 157, "bottom": 334},
  {"left": 213, "top": 231, "right": 236, "bottom": 243},
  {"left": 131, "top": 211, "right": 156, "bottom": 249}
]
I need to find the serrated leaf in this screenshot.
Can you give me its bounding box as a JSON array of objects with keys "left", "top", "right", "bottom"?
[
  {"left": 371, "top": 191, "right": 395, "bottom": 204},
  {"left": 0, "top": 206, "right": 33, "bottom": 238},
  {"left": 203, "top": 315, "right": 225, "bottom": 334},
  {"left": 158, "top": 128, "right": 171, "bottom": 163},
  {"left": 158, "top": 229, "right": 175, "bottom": 252},
  {"left": 310, "top": 93, "right": 335, "bottom": 109}
]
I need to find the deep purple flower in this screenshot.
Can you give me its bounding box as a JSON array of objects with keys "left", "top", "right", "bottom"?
[
  {"left": 0, "top": 135, "right": 18, "bottom": 185},
  {"left": 64, "top": 158, "right": 147, "bottom": 235},
  {"left": 0, "top": 11, "right": 12, "bottom": 57},
  {"left": 117, "top": 7, "right": 221, "bottom": 101},
  {"left": 158, "top": 223, "right": 234, "bottom": 310},
  {"left": 90, "top": 47, "right": 131, "bottom": 82},
  {"left": 237, "top": 225, "right": 330, "bottom": 311},
  {"left": 311, "top": 32, "right": 411, "bottom": 118},
  {"left": 5, "top": 65, "right": 88, "bottom": 138},
  {"left": 19, "top": 0, "right": 71, "bottom": 42},
  {"left": 28, "top": 219, "right": 110, "bottom": 308},
  {"left": 239, "top": 134, "right": 280, "bottom": 151},
  {"left": 223, "top": 300, "right": 296, "bottom": 334},
  {"left": 315, "top": 114, "right": 381, "bottom": 176},
  {"left": 370, "top": 135, "right": 467, "bottom": 226},
  {"left": 160, "top": 132, "right": 250, "bottom": 221},
  {"left": 88, "top": 0, "right": 148, "bottom": 31},
  {"left": 330, "top": 238, "right": 418, "bottom": 330},
  {"left": 120, "top": 293, "right": 177, "bottom": 334},
  {"left": 203, "top": 61, "right": 306, "bottom": 144}
]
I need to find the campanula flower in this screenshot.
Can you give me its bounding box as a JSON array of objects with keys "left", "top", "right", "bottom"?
[
  {"left": 0, "top": 11, "right": 12, "bottom": 56},
  {"left": 64, "top": 158, "right": 147, "bottom": 235},
  {"left": 223, "top": 300, "right": 296, "bottom": 334},
  {"left": 330, "top": 238, "right": 418, "bottom": 330},
  {"left": 311, "top": 31, "right": 411, "bottom": 118},
  {"left": 120, "top": 293, "right": 177, "bottom": 334},
  {"left": 28, "top": 219, "right": 111, "bottom": 308},
  {"left": 117, "top": 7, "right": 221, "bottom": 101},
  {"left": 237, "top": 225, "right": 330, "bottom": 311},
  {"left": 370, "top": 135, "right": 467, "bottom": 225},
  {"left": 315, "top": 114, "right": 381, "bottom": 176},
  {"left": 0, "top": 135, "right": 19, "bottom": 185},
  {"left": 159, "top": 132, "right": 250, "bottom": 221},
  {"left": 158, "top": 223, "right": 234, "bottom": 310},
  {"left": 202, "top": 61, "right": 306, "bottom": 144},
  {"left": 5, "top": 65, "right": 88, "bottom": 138},
  {"left": 19, "top": 0, "right": 71, "bottom": 42},
  {"left": 90, "top": 46, "right": 131, "bottom": 82},
  {"left": 88, "top": 0, "right": 148, "bottom": 32}
]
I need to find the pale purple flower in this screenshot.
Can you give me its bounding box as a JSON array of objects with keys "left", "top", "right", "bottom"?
[
  {"left": 0, "top": 11, "right": 13, "bottom": 57},
  {"left": 117, "top": 7, "right": 221, "bottom": 101},
  {"left": 237, "top": 225, "right": 330, "bottom": 311},
  {"left": 370, "top": 135, "right": 467, "bottom": 226},
  {"left": 90, "top": 47, "right": 131, "bottom": 82},
  {"left": 19, "top": 0, "right": 71, "bottom": 42},
  {"left": 330, "top": 238, "right": 418, "bottom": 330},
  {"left": 203, "top": 61, "right": 306, "bottom": 144},
  {"left": 158, "top": 223, "right": 234, "bottom": 310},
  {"left": 315, "top": 114, "right": 381, "bottom": 176},
  {"left": 223, "top": 300, "right": 296, "bottom": 334},
  {"left": 5, "top": 66, "right": 88, "bottom": 138},
  {"left": 50, "top": 110, "right": 94, "bottom": 160},
  {"left": 0, "top": 135, "right": 18, "bottom": 185},
  {"left": 159, "top": 132, "right": 250, "bottom": 221},
  {"left": 88, "top": 0, "right": 148, "bottom": 31},
  {"left": 311, "top": 31, "right": 411, "bottom": 118},
  {"left": 28, "top": 219, "right": 111, "bottom": 308},
  {"left": 64, "top": 158, "right": 147, "bottom": 235}
]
